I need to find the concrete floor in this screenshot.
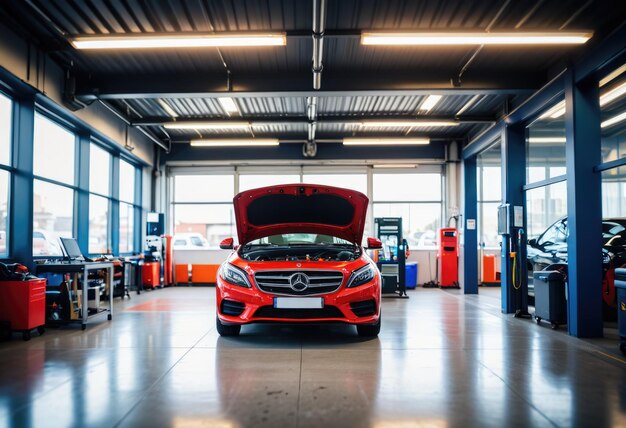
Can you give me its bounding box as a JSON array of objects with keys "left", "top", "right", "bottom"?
[{"left": 0, "top": 287, "right": 625, "bottom": 428}]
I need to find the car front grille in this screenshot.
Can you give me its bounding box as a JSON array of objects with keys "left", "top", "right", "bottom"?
[
  {"left": 254, "top": 270, "right": 344, "bottom": 296},
  {"left": 253, "top": 305, "right": 345, "bottom": 319}
]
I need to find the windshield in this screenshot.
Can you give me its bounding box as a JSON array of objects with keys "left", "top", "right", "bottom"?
[
  {"left": 247, "top": 233, "right": 352, "bottom": 246},
  {"left": 602, "top": 221, "right": 626, "bottom": 243}
]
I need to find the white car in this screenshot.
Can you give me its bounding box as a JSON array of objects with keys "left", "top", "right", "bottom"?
[{"left": 172, "top": 233, "right": 209, "bottom": 249}]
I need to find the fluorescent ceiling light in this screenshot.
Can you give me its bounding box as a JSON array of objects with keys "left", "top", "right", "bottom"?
[
  {"left": 361, "top": 32, "right": 592, "bottom": 46},
  {"left": 164, "top": 121, "right": 249, "bottom": 130},
  {"left": 190, "top": 139, "right": 279, "bottom": 147},
  {"left": 456, "top": 95, "right": 481, "bottom": 116},
  {"left": 71, "top": 33, "right": 286, "bottom": 49},
  {"left": 528, "top": 137, "right": 566, "bottom": 144},
  {"left": 539, "top": 101, "right": 566, "bottom": 120},
  {"left": 600, "top": 64, "right": 626, "bottom": 87},
  {"left": 600, "top": 81, "right": 626, "bottom": 106},
  {"left": 217, "top": 97, "right": 239, "bottom": 114},
  {"left": 602, "top": 111, "right": 626, "bottom": 128},
  {"left": 373, "top": 164, "right": 418, "bottom": 168},
  {"left": 419, "top": 95, "right": 442, "bottom": 112},
  {"left": 536, "top": 82, "right": 626, "bottom": 120},
  {"left": 343, "top": 138, "right": 429, "bottom": 146},
  {"left": 157, "top": 99, "right": 178, "bottom": 118},
  {"left": 360, "top": 120, "right": 458, "bottom": 127}
]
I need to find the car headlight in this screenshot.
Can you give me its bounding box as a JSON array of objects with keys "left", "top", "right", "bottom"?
[
  {"left": 219, "top": 263, "right": 251, "bottom": 288},
  {"left": 347, "top": 264, "right": 376, "bottom": 288}
]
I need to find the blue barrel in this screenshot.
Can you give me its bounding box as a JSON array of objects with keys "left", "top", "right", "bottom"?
[{"left": 405, "top": 263, "right": 418, "bottom": 289}]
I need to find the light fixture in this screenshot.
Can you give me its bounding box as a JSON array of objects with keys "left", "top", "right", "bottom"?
[
  {"left": 419, "top": 95, "right": 442, "bottom": 112},
  {"left": 528, "top": 137, "right": 567, "bottom": 144},
  {"left": 600, "top": 64, "right": 626, "bottom": 87},
  {"left": 157, "top": 99, "right": 178, "bottom": 118},
  {"left": 190, "top": 139, "right": 279, "bottom": 147},
  {"left": 602, "top": 111, "right": 626, "bottom": 128},
  {"left": 361, "top": 32, "right": 592, "bottom": 46},
  {"left": 456, "top": 95, "right": 481, "bottom": 116},
  {"left": 360, "top": 120, "right": 458, "bottom": 127},
  {"left": 71, "top": 33, "right": 287, "bottom": 49},
  {"left": 538, "top": 101, "right": 566, "bottom": 120},
  {"left": 343, "top": 137, "right": 430, "bottom": 146},
  {"left": 373, "top": 164, "right": 418, "bottom": 168},
  {"left": 600, "top": 81, "right": 626, "bottom": 107},
  {"left": 164, "top": 121, "right": 249, "bottom": 130},
  {"left": 217, "top": 97, "right": 239, "bottom": 115}
]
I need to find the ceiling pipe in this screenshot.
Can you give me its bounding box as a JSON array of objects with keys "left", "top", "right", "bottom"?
[
  {"left": 312, "top": 0, "right": 327, "bottom": 90},
  {"left": 97, "top": 100, "right": 170, "bottom": 153}
]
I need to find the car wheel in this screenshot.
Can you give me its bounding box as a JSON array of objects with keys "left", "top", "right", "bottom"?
[
  {"left": 216, "top": 317, "right": 241, "bottom": 336},
  {"left": 356, "top": 317, "right": 381, "bottom": 337}
]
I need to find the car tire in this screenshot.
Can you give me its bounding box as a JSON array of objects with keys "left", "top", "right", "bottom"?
[
  {"left": 356, "top": 317, "right": 381, "bottom": 337},
  {"left": 216, "top": 317, "right": 241, "bottom": 336}
]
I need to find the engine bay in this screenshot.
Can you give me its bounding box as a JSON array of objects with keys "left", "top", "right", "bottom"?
[{"left": 240, "top": 245, "right": 360, "bottom": 262}]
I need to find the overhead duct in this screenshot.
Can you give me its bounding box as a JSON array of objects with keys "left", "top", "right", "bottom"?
[{"left": 312, "top": 0, "right": 327, "bottom": 90}]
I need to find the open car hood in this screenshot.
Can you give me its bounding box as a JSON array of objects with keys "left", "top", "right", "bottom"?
[{"left": 233, "top": 184, "right": 369, "bottom": 245}]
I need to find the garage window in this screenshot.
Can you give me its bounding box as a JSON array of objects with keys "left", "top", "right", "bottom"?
[
  {"left": 172, "top": 174, "right": 235, "bottom": 247},
  {"left": 32, "top": 114, "right": 76, "bottom": 257},
  {"left": 477, "top": 142, "right": 502, "bottom": 249},
  {"left": 525, "top": 100, "right": 568, "bottom": 240},
  {"left": 88, "top": 143, "right": 111, "bottom": 254},
  {"left": 239, "top": 174, "right": 300, "bottom": 192},
  {"left": 0, "top": 93, "right": 11, "bottom": 257},
  {"left": 372, "top": 172, "right": 443, "bottom": 249},
  {"left": 33, "top": 180, "right": 74, "bottom": 256},
  {"left": 119, "top": 159, "right": 138, "bottom": 253}
]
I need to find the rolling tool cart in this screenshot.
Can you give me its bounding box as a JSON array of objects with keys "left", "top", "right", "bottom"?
[
  {"left": 614, "top": 268, "right": 626, "bottom": 354},
  {"left": 533, "top": 270, "right": 567, "bottom": 329},
  {"left": 375, "top": 217, "right": 408, "bottom": 297}
]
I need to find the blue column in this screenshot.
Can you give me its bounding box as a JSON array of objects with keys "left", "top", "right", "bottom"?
[
  {"left": 564, "top": 71, "right": 603, "bottom": 338},
  {"left": 134, "top": 167, "right": 142, "bottom": 254},
  {"left": 111, "top": 156, "right": 120, "bottom": 255},
  {"left": 76, "top": 133, "right": 90, "bottom": 255},
  {"left": 501, "top": 124, "right": 528, "bottom": 314},
  {"left": 11, "top": 96, "right": 35, "bottom": 269},
  {"left": 463, "top": 156, "right": 478, "bottom": 294}
]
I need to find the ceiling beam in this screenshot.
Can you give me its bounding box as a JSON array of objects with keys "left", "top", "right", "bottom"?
[
  {"left": 74, "top": 72, "right": 542, "bottom": 101},
  {"left": 130, "top": 115, "right": 496, "bottom": 126}
]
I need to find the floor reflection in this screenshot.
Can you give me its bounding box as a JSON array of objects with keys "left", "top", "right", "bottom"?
[{"left": 0, "top": 287, "right": 624, "bottom": 427}]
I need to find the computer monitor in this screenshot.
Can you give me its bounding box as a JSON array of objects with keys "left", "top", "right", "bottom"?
[{"left": 60, "top": 238, "right": 84, "bottom": 261}]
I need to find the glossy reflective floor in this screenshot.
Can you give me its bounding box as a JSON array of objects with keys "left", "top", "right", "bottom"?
[{"left": 1, "top": 287, "right": 625, "bottom": 428}]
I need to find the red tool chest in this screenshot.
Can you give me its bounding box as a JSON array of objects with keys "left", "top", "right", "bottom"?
[
  {"left": 438, "top": 228, "right": 459, "bottom": 288},
  {"left": 142, "top": 262, "right": 161, "bottom": 289},
  {"left": 0, "top": 278, "right": 46, "bottom": 340}
]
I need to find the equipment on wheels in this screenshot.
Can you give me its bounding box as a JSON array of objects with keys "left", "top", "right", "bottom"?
[{"left": 375, "top": 217, "right": 408, "bottom": 297}]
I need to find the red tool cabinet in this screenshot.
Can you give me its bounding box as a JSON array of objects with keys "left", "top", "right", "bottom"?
[
  {"left": 0, "top": 278, "right": 46, "bottom": 340},
  {"left": 438, "top": 228, "right": 459, "bottom": 288},
  {"left": 142, "top": 262, "right": 161, "bottom": 289}
]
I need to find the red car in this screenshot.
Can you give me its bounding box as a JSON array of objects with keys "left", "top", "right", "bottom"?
[{"left": 216, "top": 184, "right": 382, "bottom": 337}]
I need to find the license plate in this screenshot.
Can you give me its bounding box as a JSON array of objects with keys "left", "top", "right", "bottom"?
[{"left": 274, "top": 297, "right": 324, "bottom": 309}]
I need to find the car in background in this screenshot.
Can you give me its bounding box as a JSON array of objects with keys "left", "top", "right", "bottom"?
[
  {"left": 527, "top": 217, "right": 626, "bottom": 315},
  {"left": 33, "top": 230, "right": 60, "bottom": 256},
  {"left": 215, "top": 184, "right": 382, "bottom": 337},
  {"left": 172, "top": 233, "right": 209, "bottom": 250}
]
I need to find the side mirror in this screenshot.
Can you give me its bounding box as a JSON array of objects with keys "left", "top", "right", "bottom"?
[
  {"left": 219, "top": 237, "right": 234, "bottom": 250},
  {"left": 366, "top": 237, "right": 383, "bottom": 250},
  {"left": 527, "top": 238, "right": 537, "bottom": 247}
]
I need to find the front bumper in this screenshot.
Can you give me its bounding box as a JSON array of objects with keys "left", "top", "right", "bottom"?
[{"left": 216, "top": 276, "right": 381, "bottom": 325}]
